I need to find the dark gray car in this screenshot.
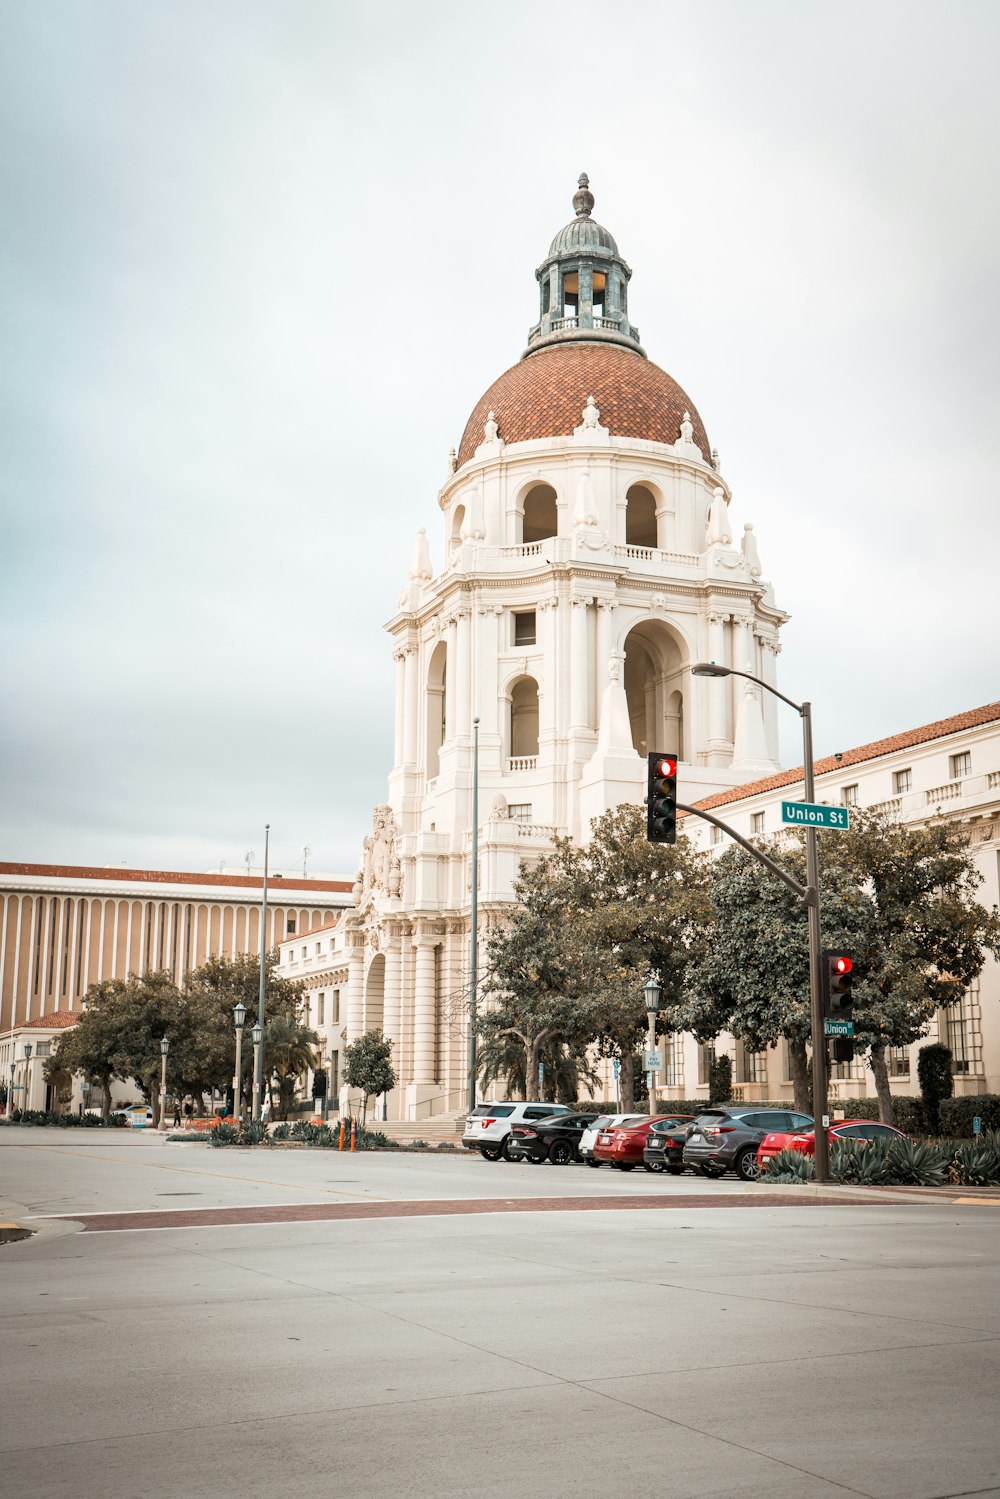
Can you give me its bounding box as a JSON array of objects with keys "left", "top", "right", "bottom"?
[{"left": 681, "top": 1106, "right": 814, "bottom": 1181}]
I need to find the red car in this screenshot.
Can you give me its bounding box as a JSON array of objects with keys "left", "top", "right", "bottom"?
[
  {"left": 757, "top": 1119, "right": 907, "bottom": 1172},
  {"left": 593, "top": 1114, "right": 695, "bottom": 1171}
]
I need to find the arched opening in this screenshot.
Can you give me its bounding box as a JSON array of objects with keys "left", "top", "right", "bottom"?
[
  {"left": 449, "top": 504, "right": 465, "bottom": 555},
  {"left": 623, "top": 620, "right": 687, "bottom": 760},
  {"left": 365, "top": 952, "right": 385, "bottom": 1034},
  {"left": 521, "top": 484, "right": 558, "bottom": 544},
  {"left": 625, "top": 484, "right": 658, "bottom": 548},
  {"left": 425, "top": 640, "right": 448, "bottom": 778},
  {"left": 509, "top": 675, "right": 540, "bottom": 760}
]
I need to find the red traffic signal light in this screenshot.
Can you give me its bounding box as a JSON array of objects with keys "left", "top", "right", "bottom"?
[
  {"left": 822, "top": 949, "right": 855, "bottom": 1017},
  {"left": 646, "top": 752, "right": 678, "bottom": 845}
]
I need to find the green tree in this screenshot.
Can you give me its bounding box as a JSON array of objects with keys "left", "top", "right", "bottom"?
[
  {"left": 343, "top": 1028, "right": 397, "bottom": 1124},
  {"left": 917, "top": 1043, "right": 954, "bottom": 1135},
  {"left": 264, "top": 1013, "right": 320, "bottom": 1120},
  {"left": 181, "top": 952, "right": 307, "bottom": 1109}
]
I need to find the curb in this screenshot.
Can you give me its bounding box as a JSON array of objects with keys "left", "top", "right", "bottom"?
[{"left": 0, "top": 1221, "right": 33, "bottom": 1245}]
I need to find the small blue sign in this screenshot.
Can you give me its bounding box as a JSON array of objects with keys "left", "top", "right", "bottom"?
[{"left": 973, "top": 1116, "right": 982, "bottom": 1135}]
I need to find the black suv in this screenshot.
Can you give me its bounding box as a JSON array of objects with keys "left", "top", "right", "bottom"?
[
  {"left": 681, "top": 1106, "right": 814, "bottom": 1181},
  {"left": 507, "top": 1112, "right": 600, "bottom": 1165}
]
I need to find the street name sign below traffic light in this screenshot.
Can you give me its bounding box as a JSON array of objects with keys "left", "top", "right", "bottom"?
[{"left": 646, "top": 753, "right": 678, "bottom": 844}]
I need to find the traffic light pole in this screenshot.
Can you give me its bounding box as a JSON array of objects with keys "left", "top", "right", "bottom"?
[
  {"left": 801, "top": 702, "right": 830, "bottom": 1184},
  {"left": 687, "top": 664, "right": 831, "bottom": 1182}
]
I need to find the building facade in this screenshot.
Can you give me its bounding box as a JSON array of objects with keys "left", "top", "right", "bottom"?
[
  {"left": 281, "top": 176, "right": 796, "bottom": 1120},
  {"left": 0, "top": 863, "right": 353, "bottom": 1110}
]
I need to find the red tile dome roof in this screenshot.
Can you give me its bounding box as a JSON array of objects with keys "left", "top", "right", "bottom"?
[{"left": 457, "top": 343, "right": 710, "bottom": 468}]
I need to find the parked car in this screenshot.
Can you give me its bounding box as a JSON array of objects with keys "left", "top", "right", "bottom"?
[
  {"left": 462, "top": 1101, "right": 572, "bottom": 1161},
  {"left": 643, "top": 1117, "right": 699, "bottom": 1175},
  {"left": 507, "top": 1112, "right": 601, "bottom": 1165},
  {"left": 593, "top": 1115, "right": 696, "bottom": 1171},
  {"left": 757, "top": 1119, "right": 908, "bottom": 1173},
  {"left": 682, "top": 1107, "right": 814, "bottom": 1181},
  {"left": 110, "top": 1104, "right": 153, "bottom": 1128},
  {"left": 579, "top": 1113, "right": 646, "bottom": 1166}
]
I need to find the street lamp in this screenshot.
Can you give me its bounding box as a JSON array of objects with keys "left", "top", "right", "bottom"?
[
  {"left": 233, "top": 1001, "right": 247, "bottom": 1122},
  {"left": 691, "top": 661, "right": 829, "bottom": 1182},
  {"left": 22, "top": 1042, "right": 33, "bottom": 1114},
  {"left": 251, "top": 1023, "right": 263, "bottom": 1124},
  {"left": 644, "top": 977, "right": 662, "bottom": 1117},
  {"left": 6, "top": 1060, "right": 14, "bottom": 1120},
  {"left": 468, "top": 715, "right": 480, "bottom": 1116},
  {"left": 158, "top": 1036, "right": 170, "bottom": 1132}
]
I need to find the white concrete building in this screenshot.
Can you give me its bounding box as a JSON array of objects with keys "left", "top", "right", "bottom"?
[{"left": 281, "top": 175, "right": 794, "bottom": 1120}]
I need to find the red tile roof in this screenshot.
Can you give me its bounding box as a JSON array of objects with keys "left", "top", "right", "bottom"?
[
  {"left": 0, "top": 863, "right": 352, "bottom": 894},
  {"left": 692, "top": 700, "right": 1000, "bottom": 812},
  {"left": 457, "top": 343, "right": 711, "bottom": 467},
  {"left": 20, "top": 1011, "right": 78, "bottom": 1030}
]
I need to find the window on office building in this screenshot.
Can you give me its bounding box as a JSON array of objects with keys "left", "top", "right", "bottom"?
[
  {"left": 841, "top": 784, "right": 858, "bottom": 807},
  {"left": 332, "top": 990, "right": 341, "bottom": 1024},
  {"left": 893, "top": 768, "right": 912, "bottom": 794},
  {"left": 888, "top": 1047, "right": 910, "bottom": 1077},
  {"left": 317, "top": 993, "right": 325, "bottom": 1026},
  {"left": 949, "top": 751, "right": 971, "bottom": 779},
  {"left": 508, "top": 803, "right": 532, "bottom": 823},
  {"left": 751, "top": 812, "right": 765, "bottom": 834}
]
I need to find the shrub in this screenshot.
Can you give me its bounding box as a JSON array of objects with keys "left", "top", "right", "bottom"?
[
  {"left": 887, "top": 1136, "right": 950, "bottom": 1187},
  {"left": 289, "top": 1121, "right": 334, "bottom": 1146},
  {"left": 209, "top": 1122, "right": 239, "bottom": 1147},
  {"left": 272, "top": 1123, "right": 290, "bottom": 1140},
  {"left": 917, "top": 1044, "right": 954, "bottom": 1135},
  {"left": 436, "top": 1141, "right": 457, "bottom": 1150},
  {"left": 241, "top": 1120, "right": 271, "bottom": 1146},
  {"left": 938, "top": 1095, "right": 1000, "bottom": 1137},
  {"left": 949, "top": 1140, "right": 1000, "bottom": 1186},
  {"left": 410, "top": 1139, "right": 430, "bottom": 1150},
  {"left": 832, "top": 1096, "right": 927, "bottom": 1133},
  {"left": 709, "top": 1054, "right": 733, "bottom": 1105}
]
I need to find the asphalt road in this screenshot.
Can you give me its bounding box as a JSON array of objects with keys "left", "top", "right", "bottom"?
[{"left": 1, "top": 1128, "right": 998, "bottom": 1499}]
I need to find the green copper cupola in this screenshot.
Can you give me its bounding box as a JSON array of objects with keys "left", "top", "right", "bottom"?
[{"left": 524, "top": 173, "right": 644, "bottom": 359}]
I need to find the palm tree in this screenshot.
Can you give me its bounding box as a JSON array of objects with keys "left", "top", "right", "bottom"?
[{"left": 263, "top": 1015, "right": 320, "bottom": 1121}]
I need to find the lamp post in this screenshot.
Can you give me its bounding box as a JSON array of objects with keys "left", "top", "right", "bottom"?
[
  {"left": 233, "top": 1001, "right": 247, "bottom": 1122},
  {"left": 691, "top": 662, "right": 829, "bottom": 1182},
  {"left": 467, "top": 715, "right": 480, "bottom": 1116},
  {"left": 6, "top": 1060, "right": 14, "bottom": 1119},
  {"left": 22, "top": 1042, "right": 33, "bottom": 1113},
  {"left": 644, "top": 977, "right": 662, "bottom": 1117},
  {"left": 254, "top": 824, "right": 269, "bottom": 1121},
  {"left": 251, "top": 1023, "right": 263, "bottom": 1124},
  {"left": 158, "top": 1037, "right": 170, "bottom": 1131}
]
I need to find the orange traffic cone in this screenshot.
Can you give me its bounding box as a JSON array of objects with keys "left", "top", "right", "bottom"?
[
  {"left": 338, "top": 1118, "right": 345, "bottom": 1150},
  {"left": 350, "top": 1117, "right": 356, "bottom": 1152}
]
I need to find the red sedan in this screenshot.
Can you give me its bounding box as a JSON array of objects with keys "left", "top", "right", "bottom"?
[
  {"left": 757, "top": 1119, "right": 908, "bottom": 1172},
  {"left": 593, "top": 1114, "right": 695, "bottom": 1171}
]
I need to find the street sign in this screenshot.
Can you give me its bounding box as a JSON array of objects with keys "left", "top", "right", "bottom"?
[
  {"left": 781, "top": 800, "right": 850, "bottom": 831},
  {"left": 973, "top": 1116, "right": 982, "bottom": 1135},
  {"left": 643, "top": 1050, "right": 663, "bottom": 1072},
  {"left": 824, "top": 1019, "right": 855, "bottom": 1037}
]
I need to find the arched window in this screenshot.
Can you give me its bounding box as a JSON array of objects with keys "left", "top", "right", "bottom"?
[
  {"left": 509, "top": 676, "right": 540, "bottom": 760},
  {"left": 425, "top": 641, "right": 448, "bottom": 778},
  {"left": 623, "top": 621, "right": 686, "bottom": 760},
  {"left": 365, "top": 952, "right": 385, "bottom": 1033},
  {"left": 521, "top": 484, "right": 558, "bottom": 544},
  {"left": 625, "top": 483, "right": 658, "bottom": 548},
  {"left": 450, "top": 504, "right": 465, "bottom": 554}
]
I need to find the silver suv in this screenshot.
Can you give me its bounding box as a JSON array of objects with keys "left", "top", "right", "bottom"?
[
  {"left": 682, "top": 1106, "right": 814, "bottom": 1181},
  {"left": 463, "top": 1102, "right": 571, "bottom": 1161}
]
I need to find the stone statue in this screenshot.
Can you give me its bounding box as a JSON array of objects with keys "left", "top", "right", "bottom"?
[
  {"left": 483, "top": 410, "right": 499, "bottom": 443},
  {"left": 491, "top": 793, "right": 510, "bottom": 820},
  {"left": 582, "top": 395, "right": 601, "bottom": 428},
  {"left": 741, "top": 522, "right": 762, "bottom": 578},
  {"left": 706, "top": 488, "right": 732, "bottom": 547}
]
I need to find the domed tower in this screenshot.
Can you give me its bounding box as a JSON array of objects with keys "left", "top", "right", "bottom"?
[{"left": 344, "top": 177, "right": 787, "bottom": 1120}]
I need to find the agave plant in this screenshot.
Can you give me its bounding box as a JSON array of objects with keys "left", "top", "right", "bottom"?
[
  {"left": 831, "top": 1139, "right": 896, "bottom": 1185},
  {"left": 886, "top": 1136, "right": 949, "bottom": 1187},
  {"left": 762, "top": 1148, "right": 815, "bottom": 1183},
  {"left": 952, "top": 1142, "right": 1000, "bottom": 1186}
]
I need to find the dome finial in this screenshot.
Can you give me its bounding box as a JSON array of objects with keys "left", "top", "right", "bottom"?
[{"left": 573, "top": 172, "right": 594, "bottom": 219}]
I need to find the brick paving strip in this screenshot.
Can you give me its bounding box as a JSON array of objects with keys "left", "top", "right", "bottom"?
[{"left": 53, "top": 1193, "right": 877, "bottom": 1233}]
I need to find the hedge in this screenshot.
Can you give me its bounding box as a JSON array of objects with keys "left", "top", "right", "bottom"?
[{"left": 938, "top": 1095, "right": 1000, "bottom": 1136}]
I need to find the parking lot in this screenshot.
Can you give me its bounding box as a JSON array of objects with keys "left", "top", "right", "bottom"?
[{"left": 2, "top": 1128, "right": 999, "bottom": 1499}]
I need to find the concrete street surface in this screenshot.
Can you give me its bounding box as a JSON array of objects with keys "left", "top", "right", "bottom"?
[{"left": 1, "top": 1127, "right": 998, "bottom": 1499}]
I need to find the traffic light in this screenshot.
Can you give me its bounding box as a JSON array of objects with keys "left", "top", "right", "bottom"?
[
  {"left": 822, "top": 950, "right": 855, "bottom": 1018},
  {"left": 831, "top": 1037, "right": 855, "bottom": 1064},
  {"left": 647, "top": 752, "right": 678, "bottom": 844}
]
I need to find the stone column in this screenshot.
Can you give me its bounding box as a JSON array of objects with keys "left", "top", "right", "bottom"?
[
  {"left": 706, "top": 611, "right": 730, "bottom": 762},
  {"left": 402, "top": 645, "right": 419, "bottom": 768},
  {"left": 392, "top": 649, "right": 406, "bottom": 768},
  {"left": 384, "top": 932, "right": 402, "bottom": 1062},
  {"left": 596, "top": 599, "right": 616, "bottom": 683},
  {"left": 411, "top": 931, "right": 437, "bottom": 1085},
  {"left": 454, "top": 608, "right": 471, "bottom": 741},
  {"left": 344, "top": 933, "right": 365, "bottom": 1045},
  {"left": 570, "top": 595, "right": 590, "bottom": 734},
  {"left": 537, "top": 598, "right": 558, "bottom": 747},
  {"left": 444, "top": 616, "right": 458, "bottom": 744}
]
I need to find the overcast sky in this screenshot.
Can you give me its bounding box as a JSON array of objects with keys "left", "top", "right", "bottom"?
[{"left": 2, "top": 0, "right": 998, "bottom": 879}]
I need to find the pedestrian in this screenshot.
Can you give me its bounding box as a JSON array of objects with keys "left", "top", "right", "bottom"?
[
  {"left": 172, "top": 1099, "right": 182, "bottom": 1129},
  {"left": 183, "top": 1097, "right": 194, "bottom": 1129}
]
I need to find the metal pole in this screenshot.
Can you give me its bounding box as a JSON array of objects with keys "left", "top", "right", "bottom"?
[
  {"left": 254, "top": 824, "right": 269, "bottom": 1121},
  {"left": 467, "top": 717, "right": 480, "bottom": 1115},
  {"left": 234, "top": 1027, "right": 244, "bottom": 1122},
  {"left": 647, "top": 1011, "right": 658, "bottom": 1117},
  {"left": 158, "top": 1049, "right": 168, "bottom": 1132},
  {"left": 801, "top": 702, "right": 829, "bottom": 1182}
]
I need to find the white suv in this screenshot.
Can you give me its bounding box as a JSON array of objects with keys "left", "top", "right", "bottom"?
[{"left": 463, "top": 1102, "right": 571, "bottom": 1161}]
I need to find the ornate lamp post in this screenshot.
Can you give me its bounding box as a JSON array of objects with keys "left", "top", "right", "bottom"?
[
  {"left": 233, "top": 1001, "right": 247, "bottom": 1121},
  {"left": 251, "top": 1023, "right": 263, "bottom": 1124},
  {"left": 22, "top": 1042, "right": 33, "bottom": 1114},
  {"left": 158, "top": 1036, "right": 170, "bottom": 1131},
  {"left": 6, "top": 1060, "right": 15, "bottom": 1119},
  {"left": 644, "top": 977, "right": 662, "bottom": 1117}
]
